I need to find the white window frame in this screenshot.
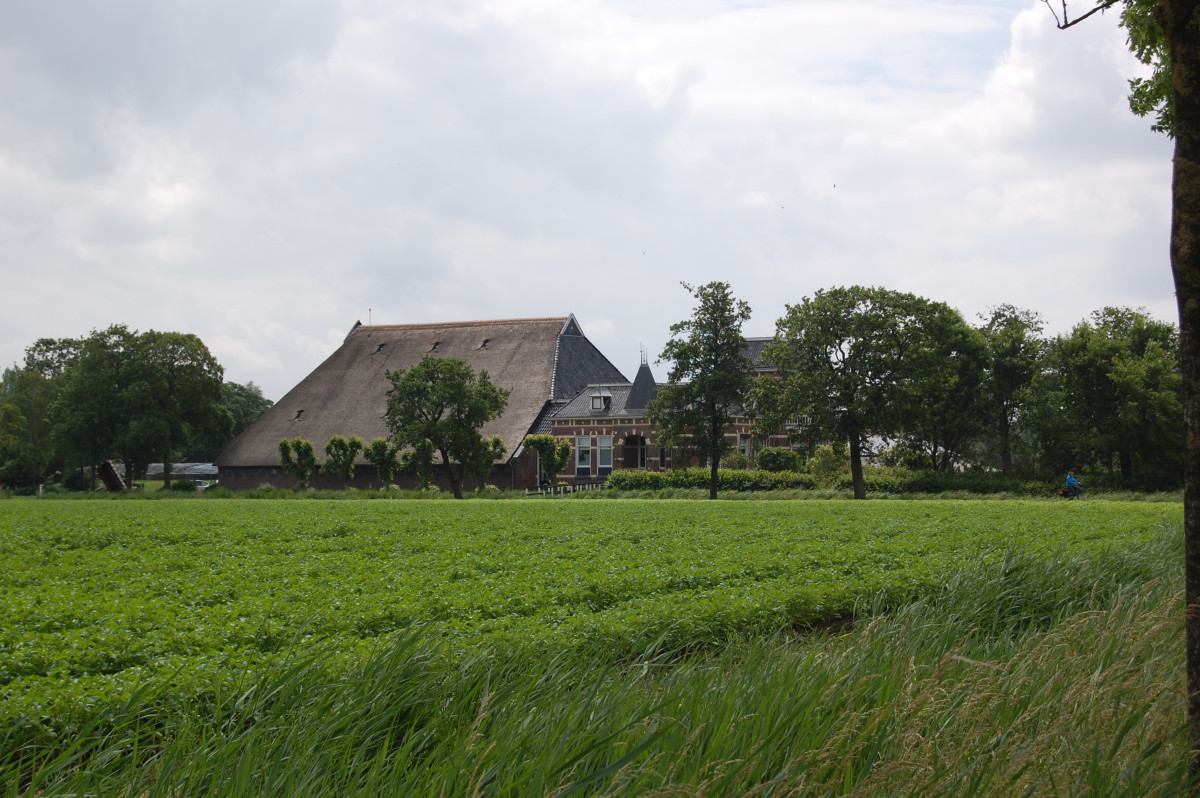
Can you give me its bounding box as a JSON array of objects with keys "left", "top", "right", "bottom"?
[
  {"left": 575, "top": 436, "right": 592, "bottom": 477},
  {"left": 597, "top": 436, "right": 613, "bottom": 476}
]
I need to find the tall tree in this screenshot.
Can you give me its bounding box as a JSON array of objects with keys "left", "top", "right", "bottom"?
[
  {"left": 900, "top": 306, "right": 989, "bottom": 471},
  {"left": 385, "top": 356, "right": 509, "bottom": 499},
  {"left": 756, "top": 287, "right": 951, "bottom": 499},
  {"left": 1041, "top": 308, "right": 1181, "bottom": 487},
  {"left": 49, "top": 325, "right": 140, "bottom": 488},
  {"left": 978, "top": 305, "right": 1045, "bottom": 476},
  {"left": 1050, "top": 0, "right": 1199, "bottom": 767},
  {"left": 646, "top": 282, "right": 752, "bottom": 500},
  {"left": 0, "top": 365, "right": 63, "bottom": 487},
  {"left": 121, "top": 331, "right": 231, "bottom": 489}
]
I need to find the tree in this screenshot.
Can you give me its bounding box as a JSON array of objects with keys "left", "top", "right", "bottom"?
[
  {"left": 977, "top": 305, "right": 1045, "bottom": 476},
  {"left": 49, "top": 325, "right": 141, "bottom": 488},
  {"left": 400, "top": 437, "right": 437, "bottom": 490},
  {"left": 278, "top": 438, "right": 318, "bottom": 490},
  {"left": 323, "top": 434, "right": 364, "bottom": 487},
  {"left": 120, "top": 331, "right": 231, "bottom": 489},
  {"left": 1037, "top": 308, "right": 1181, "bottom": 487},
  {"left": 755, "top": 287, "right": 955, "bottom": 499},
  {"left": 178, "top": 380, "right": 274, "bottom": 462},
  {"left": 646, "top": 282, "right": 752, "bottom": 500},
  {"left": 363, "top": 437, "right": 400, "bottom": 488},
  {"left": 0, "top": 364, "right": 63, "bottom": 487},
  {"left": 223, "top": 381, "right": 275, "bottom": 436},
  {"left": 898, "top": 306, "right": 989, "bottom": 471},
  {"left": 384, "top": 356, "right": 509, "bottom": 499},
  {"left": 1050, "top": 0, "right": 1200, "bottom": 767},
  {"left": 523, "top": 434, "right": 572, "bottom": 485}
]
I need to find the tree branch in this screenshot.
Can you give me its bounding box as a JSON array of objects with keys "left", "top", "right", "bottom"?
[{"left": 1040, "top": 0, "right": 1121, "bottom": 30}]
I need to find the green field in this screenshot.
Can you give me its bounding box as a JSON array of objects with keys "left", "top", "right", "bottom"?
[
  {"left": 0, "top": 498, "right": 1188, "bottom": 795},
  {"left": 0, "top": 500, "right": 1179, "bottom": 711}
]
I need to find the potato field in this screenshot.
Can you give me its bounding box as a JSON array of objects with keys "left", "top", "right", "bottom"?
[{"left": 0, "top": 498, "right": 1181, "bottom": 738}]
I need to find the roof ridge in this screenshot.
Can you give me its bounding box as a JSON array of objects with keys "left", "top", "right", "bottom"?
[{"left": 361, "top": 317, "right": 569, "bottom": 331}]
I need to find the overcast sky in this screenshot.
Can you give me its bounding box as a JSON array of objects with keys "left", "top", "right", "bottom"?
[{"left": 0, "top": 0, "right": 1175, "bottom": 401}]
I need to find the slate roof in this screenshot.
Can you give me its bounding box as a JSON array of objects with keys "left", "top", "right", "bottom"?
[
  {"left": 215, "top": 316, "right": 626, "bottom": 467},
  {"left": 744, "top": 337, "right": 775, "bottom": 371},
  {"left": 552, "top": 384, "right": 638, "bottom": 420}
]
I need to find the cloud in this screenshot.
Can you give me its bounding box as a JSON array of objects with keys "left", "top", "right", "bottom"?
[{"left": 0, "top": 0, "right": 1176, "bottom": 400}]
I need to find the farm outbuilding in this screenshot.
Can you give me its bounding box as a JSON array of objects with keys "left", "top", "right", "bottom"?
[{"left": 214, "top": 316, "right": 626, "bottom": 491}]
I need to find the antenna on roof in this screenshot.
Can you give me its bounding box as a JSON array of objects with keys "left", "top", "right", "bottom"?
[
  {"left": 369, "top": 307, "right": 372, "bottom": 326},
  {"left": 640, "top": 344, "right": 648, "bottom": 366}
]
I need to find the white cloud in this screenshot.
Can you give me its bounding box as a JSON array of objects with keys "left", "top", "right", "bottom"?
[{"left": 0, "top": 0, "right": 1176, "bottom": 399}]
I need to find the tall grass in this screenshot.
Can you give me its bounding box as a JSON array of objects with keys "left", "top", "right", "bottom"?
[{"left": 6, "top": 526, "right": 1188, "bottom": 796}]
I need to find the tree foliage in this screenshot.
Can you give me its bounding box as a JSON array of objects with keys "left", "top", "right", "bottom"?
[
  {"left": 13, "top": 326, "right": 232, "bottom": 489},
  {"left": 384, "top": 356, "right": 509, "bottom": 499},
  {"left": 755, "top": 286, "right": 971, "bottom": 498},
  {"left": 179, "top": 380, "right": 273, "bottom": 462},
  {"left": 323, "top": 434, "right": 364, "bottom": 487},
  {"left": 1041, "top": 0, "right": 1172, "bottom": 133},
  {"left": 899, "top": 306, "right": 989, "bottom": 471},
  {"left": 278, "top": 438, "right": 318, "bottom": 490},
  {"left": 523, "top": 434, "right": 573, "bottom": 484},
  {"left": 976, "top": 305, "right": 1045, "bottom": 476},
  {"left": 0, "top": 363, "right": 62, "bottom": 487},
  {"left": 1031, "top": 308, "right": 1182, "bottom": 488},
  {"left": 363, "top": 437, "right": 401, "bottom": 488},
  {"left": 48, "top": 325, "right": 142, "bottom": 487},
  {"left": 646, "top": 282, "right": 752, "bottom": 499},
  {"left": 120, "top": 330, "right": 231, "bottom": 488}
]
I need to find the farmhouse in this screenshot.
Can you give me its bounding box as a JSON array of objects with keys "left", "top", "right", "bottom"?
[
  {"left": 548, "top": 338, "right": 795, "bottom": 481},
  {"left": 214, "top": 316, "right": 626, "bottom": 491}
]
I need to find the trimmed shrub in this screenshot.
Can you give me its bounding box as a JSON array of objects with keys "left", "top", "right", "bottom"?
[
  {"left": 756, "top": 447, "right": 801, "bottom": 473},
  {"left": 721, "top": 452, "right": 750, "bottom": 470}
]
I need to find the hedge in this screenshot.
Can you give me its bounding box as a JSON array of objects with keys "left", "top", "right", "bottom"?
[
  {"left": 603, "top": 467, "right": 1049, "bottom": 495},
  {"left": 604, "top": 468, "right": 816, "bottom": 492}
]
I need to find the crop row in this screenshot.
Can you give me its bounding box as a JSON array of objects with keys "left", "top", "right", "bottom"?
[{"left": 0, "top": 498, "right": 1179, "bottom": 739}]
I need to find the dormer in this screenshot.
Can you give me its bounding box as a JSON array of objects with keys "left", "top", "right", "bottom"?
[{"left": 589, "top": 387, "right": 612, "bottom": 412}]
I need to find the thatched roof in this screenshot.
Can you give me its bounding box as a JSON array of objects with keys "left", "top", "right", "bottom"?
[{"left": 215, "top": 316, "right": 626, "bottom": 467}]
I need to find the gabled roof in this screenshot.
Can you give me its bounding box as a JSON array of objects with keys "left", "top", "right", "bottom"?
[{"left": 215, "top": 316, "right": 626, "bottom": 467}]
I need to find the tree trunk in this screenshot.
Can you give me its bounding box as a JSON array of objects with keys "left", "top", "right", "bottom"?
[
  {"left": 999, "top": 411, "right": 1013, "bottom": 475},
  {"left": 848, "top": 435, "right": 866, "bottom": 500},
  {"left": 1163, "top": 0, "right": 1200, "bottom": 774},
  {"left": 444, "top": 455, "right": 464, "bottom": 499},
  {"left": 709, "top": 455, "right": 719, "bottom": 500}
]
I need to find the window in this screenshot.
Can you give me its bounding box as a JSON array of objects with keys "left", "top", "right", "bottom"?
[
  {"left": 598, "top": 436, "right": 613, "bottom": 476},
  {"left": 591, "top": 396, "right": 605, "bottom": 411},
  {"left": 575, "top": 437, "right": 592, "bottom": 477}
]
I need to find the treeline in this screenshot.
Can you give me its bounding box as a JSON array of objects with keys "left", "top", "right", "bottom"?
[
  {"left": 0, "top": 325, "right": 273, "bottom": 490},
  {"left": 747, "top": 288, "right": 1181, "bottom": 493}
]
